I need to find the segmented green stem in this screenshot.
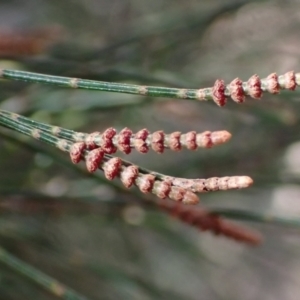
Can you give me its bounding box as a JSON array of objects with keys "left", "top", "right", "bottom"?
[
  {"left": 1, "top": 69, "right": 299, "bottom": 106},
  {"left": 1, "top": 68, "right": 201, "bottom": 99},
  {"left": 0, "top": 247, "right": 88, "bottom": 300},
  {"left": 0, "top": 112, "right": 71, "bottom": 152},
  {"left": 0, "top": 110, "right": 231, "bottom": 154},
  {"left": 1, "top": 110, "right": 76, "bottom": 141}
]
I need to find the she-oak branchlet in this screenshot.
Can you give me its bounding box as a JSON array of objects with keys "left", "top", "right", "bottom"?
[{"left": 2, "top": 68, "right": 296, "bottom": 244}]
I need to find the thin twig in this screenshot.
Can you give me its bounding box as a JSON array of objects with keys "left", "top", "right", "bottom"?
[
  {"left": 0, "top": 110, "right": 231, "bottom": 153},
  {"left": 0, "top": 69, "right": 299, "bottom": 106},
  {"left": 0, "top": 247, "right": 89, "bottom": 300}
]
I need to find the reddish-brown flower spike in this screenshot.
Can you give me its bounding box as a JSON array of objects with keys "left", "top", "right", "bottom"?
[
  {"left": 158, "top": 200, "right": 262, "bottom": 245},
  {"left": 69, "top": 142, "right": 86, "bottom": 164},
  {"left": 70, "top": 146, "right": 200, "bottom": 204},
  {"left": 81, "top": 129, "right": 231, "bottom": 154},
  {"left": 0, "top": 27, "right": 62, "bottom": 57},
  {"left": 193, "top": 70, "right": 300, "bottom": 105},
  {"left": 85, "top": 148, "right": 105, "bottom": 173}
]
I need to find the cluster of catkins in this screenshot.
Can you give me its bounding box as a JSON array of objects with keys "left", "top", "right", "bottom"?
[
  {"left": 68, "top": 128, "right": 252, "bottom": 204},
  {"left": 67, "top": 127, "right": 260, "bottom": 245}
]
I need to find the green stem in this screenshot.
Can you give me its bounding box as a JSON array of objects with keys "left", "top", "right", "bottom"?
[
  {"left": 1, "top": 69, "right": 300, "bottom": 106},
  {"left": 1, "top": 69, "right": 202, "bottom": 100},
  {"left": 0, "top": 112, "right": 71, "bottom": 152},
  {"left": 0, "top": 247, "right": 89, "bottom": 300},
  {"left": 1, "top": 110, "right": 77, "bottom": 141}
]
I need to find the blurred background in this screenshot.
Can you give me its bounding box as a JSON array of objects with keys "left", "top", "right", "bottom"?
[{"left": 0, "top": 0, "right": 300, "bottom": 299}]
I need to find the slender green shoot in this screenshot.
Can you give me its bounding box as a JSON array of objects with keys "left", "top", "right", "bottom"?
[
  {"left": 0, "top": 112, "right": 72, "bottom": 152},
  {"left": 0, "top": 247, "right": 89, "bottom": 300},
  {"left": 1, "top": 69, "right": 299, "bottom": 106},
  {"left": 0, "top": 110, "right": 232, "bottom": 154}
]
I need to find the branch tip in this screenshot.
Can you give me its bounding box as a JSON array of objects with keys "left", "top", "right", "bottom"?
[{"left": 210, "top": 130, "right": 232, "bottom": 145}]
